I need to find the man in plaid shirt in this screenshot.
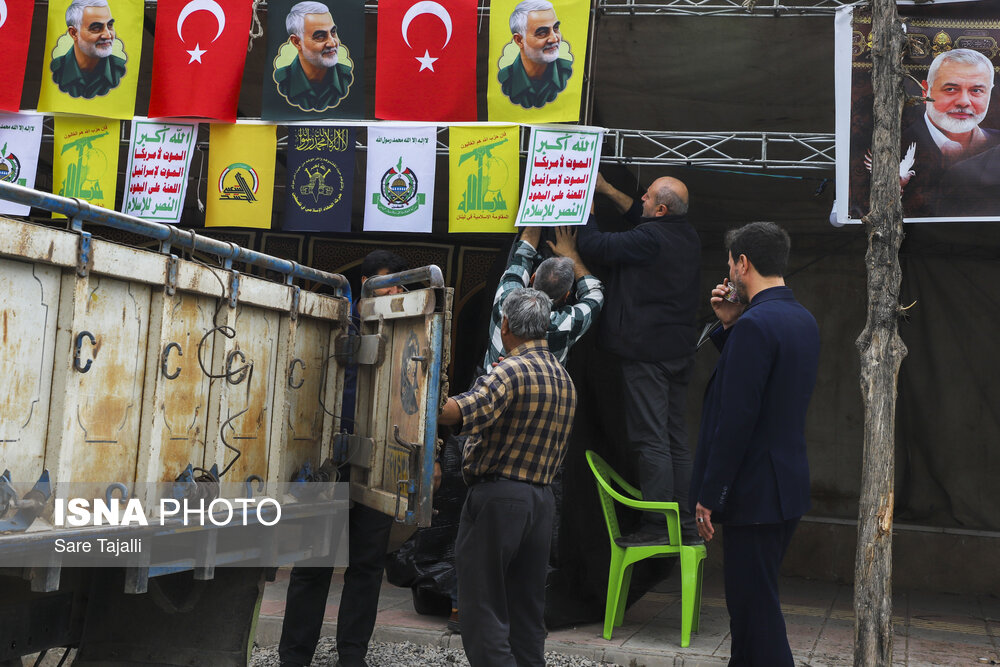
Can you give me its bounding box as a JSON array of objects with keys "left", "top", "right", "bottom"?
[
  {"left": 440, "top": 288, "right": 577, "bottom": 667},
  {"left": 481, "top": 225, "right": 604, "bottom": 373}
]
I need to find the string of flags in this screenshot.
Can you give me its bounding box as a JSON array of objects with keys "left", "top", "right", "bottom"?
[
  {"left": 0, "top": 0, "right": 602, "bottom": 232},
  {"left": 1, "top": 0, "right": 590, "bottom": 124},
  {"left": 0, "top": 112, "right": 605, "bottom": 233}
]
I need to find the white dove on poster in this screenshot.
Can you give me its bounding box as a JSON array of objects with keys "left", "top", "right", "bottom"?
[
  {"left": 863, "top": 142, "right": 917, "bottom": 191},
  {"left": 899, "top": 142, "right": 916, "bottom": 187}
]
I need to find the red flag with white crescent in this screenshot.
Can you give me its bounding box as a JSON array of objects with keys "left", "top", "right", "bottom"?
[
  {"left": 0, "top": 0, "right": 35, "bottom": 112},
  {"left": 375, "top": 0, "right": 477, "bottom": 121},
  {"left": 148, "top": 0, "right": 254, "bottom": 122}
]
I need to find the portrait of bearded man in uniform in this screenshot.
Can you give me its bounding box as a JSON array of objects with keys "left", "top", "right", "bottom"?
[
  {"left": 273, "top": 1, "right": 355, "bottom": 112},
  {"left": 50, "top": 0, "right": 127, "bottom": 99},
  {"left": 497, "top": 0, "right": 574, "bottom": 109}
]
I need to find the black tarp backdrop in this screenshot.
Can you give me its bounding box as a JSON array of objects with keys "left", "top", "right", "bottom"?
[{"left": 12, "top": 1, "right": 1000, "bottom": 608}]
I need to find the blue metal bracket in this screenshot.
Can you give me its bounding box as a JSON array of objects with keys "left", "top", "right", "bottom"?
[
  {"left": 290, "top": 285, "right": 301, "bottom": 321},
  {"left": 0, "top": 469, "right": 15, "bottom": 516},
  {"left": 165, "top": 255, "right": 179, "bottom": 296},
  {"left": 0, "top": 181, "right": 351, "bottom": 297},
  {"left": 0, "top": 470, "right": 52, "bottom": 532},
  {"left": 229, "top": 270, "right": 240, "bottom": 308},
  {"left": 77, "top": 230, "right": 92, "bottom": 278}
]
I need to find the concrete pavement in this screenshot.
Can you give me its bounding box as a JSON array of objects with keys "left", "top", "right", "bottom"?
[{"left": 255, "top": 568, "right": 1000, "bottom": 666}]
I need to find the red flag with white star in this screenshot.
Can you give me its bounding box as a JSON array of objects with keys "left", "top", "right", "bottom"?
[
  {"left": 0, "top": 0, "right": 35, "bottom": 111},
  {"left": 148, "top": 0, "right": 254, "bottom": 122},
  {"left": 375, "top": 0, "right": 476, "bottom": 121}
]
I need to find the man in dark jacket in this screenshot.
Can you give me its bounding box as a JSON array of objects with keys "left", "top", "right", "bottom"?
[
  {"left": 577, "top": 173, "right": 702, "bottom": 545},
  {"left": 691, "top": 222, "right": 820, "bottom": 666}
]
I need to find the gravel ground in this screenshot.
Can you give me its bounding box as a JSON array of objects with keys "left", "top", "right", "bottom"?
[{"left": 250, "top": 637, "right": 622, "bottom": 667}]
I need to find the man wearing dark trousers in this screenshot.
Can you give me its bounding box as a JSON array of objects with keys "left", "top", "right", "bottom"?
[
  {"left": 279, "top": 251, "right": 406, "bottom": 667},
  {"left": 690, "top": 222, "right": 820, "bottom": 666},
  {"left": 577, "top": 173, "right": 702, "bottom": 546},
  {"left": 440, "top": 288, "right": 577, "bottom": 667}
]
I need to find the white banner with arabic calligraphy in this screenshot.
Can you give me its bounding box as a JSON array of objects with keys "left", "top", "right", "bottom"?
[
  {"left": 516, "top": 125, "right": 603, "bottom": 226},
  {"left": 0, "top": 113, "right": 44, "bottom": 216},
  {"left": 363, "top": 126, "right": 437, "bottom": 233},
  {"left": 122, "top": 118, "right": 198, "bottom": 223}
]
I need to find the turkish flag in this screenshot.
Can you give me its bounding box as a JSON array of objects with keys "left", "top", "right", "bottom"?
[
  {"left": 0, "top": 0, "right": 35, "bottom": 112},
  {"left": 375, "top": 0, "right": 477, "bottom": 121},
  {"left": 149, "top": 0, "right": 254, "bottom": 122}
]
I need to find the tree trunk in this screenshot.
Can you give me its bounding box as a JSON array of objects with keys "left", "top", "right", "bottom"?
[{"left": 854, "top": 0, "right": 908, "bottom": 664}]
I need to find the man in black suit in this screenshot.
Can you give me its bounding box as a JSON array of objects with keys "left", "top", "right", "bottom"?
[
  {"left": 578, "top": 173, "right": 702, "bottom": 546},
  {"left": 900, "top": 48, "right": 999, "bottom": 218},
  {"left": 691, "top": 222, "right": 820, "bottom": 666}
]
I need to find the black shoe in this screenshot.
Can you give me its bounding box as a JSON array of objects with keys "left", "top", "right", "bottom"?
[
  {"left": 447, "top": 609, "right": 461, "bottom": 634},
  {"left": 614, "top": 530, "right": 670, "bottom": 547}
]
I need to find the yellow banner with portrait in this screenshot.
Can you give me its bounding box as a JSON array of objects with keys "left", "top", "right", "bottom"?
[
  {"left": 449, "top": 125, "right": 520, "bottom": 233},
  {"left": 206, "top": 124, "right": 277, "bottom": 229},
  {"left": 486, "top": 0, "right": 589, "bottom": 123},
  {"left": 52, "top": 116, "right": 121, "bottom": 217},
  {"left": 37, "top": 0, "right": 144, "bottom": 119}
]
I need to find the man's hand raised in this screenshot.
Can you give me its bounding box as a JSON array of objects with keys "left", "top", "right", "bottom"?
[
  {"left": 520, "top": 225, "right": 541, "bottom": 249},
  {"left": 546, "top": 226, "right": 579, "bottom": 259}
]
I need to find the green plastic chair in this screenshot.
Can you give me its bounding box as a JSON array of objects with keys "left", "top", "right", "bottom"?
[{"left": 585, "top": 450, "right": 707, "bottom": 648}]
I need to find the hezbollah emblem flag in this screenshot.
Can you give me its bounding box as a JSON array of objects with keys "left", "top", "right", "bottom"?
[
  {"left": 53, "top": 116, "right": 121, "bottom": 216},
  {"left": 206, "top": 124, "right": 277, "bottom": 228},
  {"left": 37, "top": 0, "right": 144, "bottom": 119},
  {"left": 363, "top": 126, "right": 436, "bottom": 233},
  {"left": 448, "top": 125, "right": 519, "bottom": 233},
  {"left": 486, "top": 0, "right": 588, "bottom": 123}
]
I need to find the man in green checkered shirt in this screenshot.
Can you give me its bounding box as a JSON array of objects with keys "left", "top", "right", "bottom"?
[
  {"left": 481, "top": 225, "right": 604, "bottom": 374},
  {"left": 440, "top": 287, "right": 577, "bottom": 667}
]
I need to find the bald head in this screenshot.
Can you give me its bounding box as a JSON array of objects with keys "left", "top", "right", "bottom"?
[{"left": 641, "top": 176, "right": 689, "bottom": 217}]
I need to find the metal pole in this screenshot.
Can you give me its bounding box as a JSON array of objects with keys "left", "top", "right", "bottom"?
[
  {"left": 360, "top": 266, "right": 445, "bottom": 298},
  {"left": 0, "top": 181, "right": 350, "bottom": 296}
]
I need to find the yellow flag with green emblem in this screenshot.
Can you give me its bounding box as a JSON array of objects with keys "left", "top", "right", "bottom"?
[
  {"left": 486, "top": 0, "right": 588, "bottom": 122},
  {"left": 53, "top": 116, "right": 121, "bottom": 217},
  {"left": 206, "top": 124, "right": 277, "bottom": 229},
  {"left": 37, "top": 0, "right": 144, "bottom": 120},
  {"left": 449, "top": 125, "right": 520, "bottom": 233}
]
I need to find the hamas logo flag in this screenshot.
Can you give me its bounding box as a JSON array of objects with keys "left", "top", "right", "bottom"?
[
  {"left": 206, "top": 123, "right": 277, "bottom": 228},
  {"left": 0, "top": 113, "right": 44, "bottom": 216},
  {"left": 363, "top": 125, "right": 436, "bottom": 233},
  {"left": 261, "top": 0, "right": 366, "bottom": 121},
  {"left": 377, "top": 158, "right": 423, "bottom": 216},
  {"left": 283, "top": 125, "right": 355, "bottom": 232},
  {"left": 53, "top": 115, "right": 121, "bottom": 219}
]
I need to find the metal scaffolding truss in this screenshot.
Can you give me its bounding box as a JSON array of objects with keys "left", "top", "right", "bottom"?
[
  {"left": 351, "top": 127, "right": 836, "bottom": 171},
  {"left": 120, "top": 0, "right": 852, "bottom": 17},
  {"left": 595, "top": 0, "right": 852, "bottom": 17},
  {"left": 598, "top": 129, "right": 836, "bottom": 170},
  {"left": 34, "top": 121, "right": 834, "bottom": 172}
]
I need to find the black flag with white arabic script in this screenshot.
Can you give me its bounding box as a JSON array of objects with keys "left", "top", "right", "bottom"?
[{"left": 283, "top": 126, "right": 356, "bottom": 232}]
